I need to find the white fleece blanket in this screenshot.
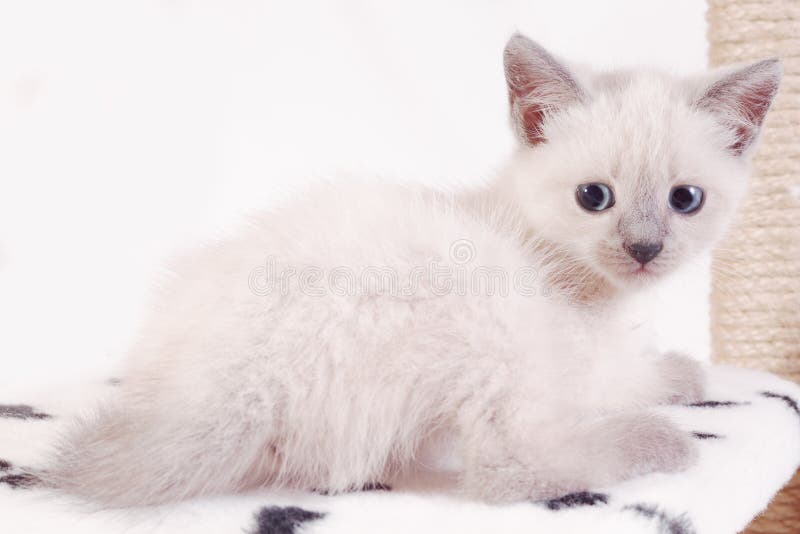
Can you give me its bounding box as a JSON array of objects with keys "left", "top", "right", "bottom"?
[{"left": 1, "top": 365, "right": 798, "bottom": 534}]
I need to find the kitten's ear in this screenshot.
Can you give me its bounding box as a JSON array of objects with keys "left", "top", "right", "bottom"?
[
  {"left": 696, "top": 59, "right": 782, "bottom": 157},
  {"left": 504, "top": 33, "right": 584, "bottom": 146}
]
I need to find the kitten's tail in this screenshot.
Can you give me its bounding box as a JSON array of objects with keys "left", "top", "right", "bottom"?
[{"left": 38, "top": 401, "right": 279, "bottom": 507}]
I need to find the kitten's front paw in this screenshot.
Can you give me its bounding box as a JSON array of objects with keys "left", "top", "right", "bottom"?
[
  {"left": 461, "top": 465, "right": 588, "bottom": 504},
  {"left": 656, "top": 352, "right": 706, "bottom": 404},
  {"left": 462, "top": 463, "right": 583, "bottom": 504},
  {"left": 614, "top": 413, "right": 698, "bottom": 477}
]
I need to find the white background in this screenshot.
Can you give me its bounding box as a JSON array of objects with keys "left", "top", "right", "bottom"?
[{"left": 0, "top": 1, "right": 709, "bottom": 387}]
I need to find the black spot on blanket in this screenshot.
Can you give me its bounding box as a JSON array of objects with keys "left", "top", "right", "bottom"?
[
  {"left": 312, "top": 482, "right": 391, "bottom": 495},
  {"left": 0, "top": 459, "right": 11, "bottom": 471},
  {"left": 361, "top": 482, "right": 392, "bottom": 492},
  {"left": 545, "top": 491, "right": 608, "bottom": 510},
  {"left": 624, "top": 503, "right": 695, "bottom": 534},
  {"left": 251, "top": 506, "right": 325, "bottom": 534},
  {"left": 0, "top": 404, "right": 51, "bottom": 420},
  {"left": 0, "top": 473, "right": 40, "bottom": 489},
  {"left": 761, "top": 391, "right": 800, "bottom": 418},
  {"left": 685, "top": 400, "right": 746, "bottom": 408},
  {"left": 691, "top": 432, "right": 722, "bottom": 440}
]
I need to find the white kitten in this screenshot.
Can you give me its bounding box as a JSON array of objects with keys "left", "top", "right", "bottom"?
[{"left": 42, "top": 34, "right": 780, "bottom": 506}]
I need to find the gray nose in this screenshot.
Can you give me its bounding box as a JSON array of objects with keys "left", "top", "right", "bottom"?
[{"left": 625, "top": 242, "right": 663, "bottom": 264}]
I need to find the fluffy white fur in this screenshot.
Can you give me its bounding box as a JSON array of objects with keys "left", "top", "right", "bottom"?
[{"left": 42, "top": 34, "right": 781, "bottom": 507}]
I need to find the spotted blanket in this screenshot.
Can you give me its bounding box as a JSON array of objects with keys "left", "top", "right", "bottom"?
[{"left": 1, "top": 365, "right": 798, "bottom": 534}]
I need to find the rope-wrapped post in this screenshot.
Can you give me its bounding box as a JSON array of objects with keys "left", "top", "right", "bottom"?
[{"left": 707, "top": 0, "right": 800, "bottom": 532}]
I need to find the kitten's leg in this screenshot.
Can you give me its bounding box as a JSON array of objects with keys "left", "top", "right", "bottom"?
[
  {"left": 599, "top": 351, "right": 707, "bottom": 408},
  {"left": 460, "top": 410, "right": 697, "bottom": 503},
  {"left": 652, "top": 351, "right": 706, "bottom": 405}
]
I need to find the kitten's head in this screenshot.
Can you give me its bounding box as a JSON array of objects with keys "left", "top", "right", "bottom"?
[{"left": 502, "top": 33, "right": 781, "bottom": 290}]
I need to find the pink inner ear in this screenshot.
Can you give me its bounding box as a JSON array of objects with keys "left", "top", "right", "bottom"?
[
  {"left": 737, "top": 79, "right": 776, "bottom": 128},
  {"left": 508, "top": 64, "right": 581, "bottom": 146},
  {"left": 698, "top": 60, "right": 781, "bottom": 156},
  {"left": 715, "top": 78, "right": 775, "bottom": 155},
  {"left": 503, "top": 35, "right": 583, "bottom": 147},
  {"left": 730, "top": 125, "right": 752, "bottom": 155},
  {"left": 521, "top": 107, "right": 547, "bottom": 146}
]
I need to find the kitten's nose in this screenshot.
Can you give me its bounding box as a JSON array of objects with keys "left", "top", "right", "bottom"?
[{"left": 625, "top": 241, "right": 663, "bottom": 265}]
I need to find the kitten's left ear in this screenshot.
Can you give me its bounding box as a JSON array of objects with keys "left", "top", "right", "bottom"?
[
  {"left": 696, "top": 59, "right": 782, "bottom": 157},
  {"left": 504, "top": 33, "right": 585, "bottom": 146}
]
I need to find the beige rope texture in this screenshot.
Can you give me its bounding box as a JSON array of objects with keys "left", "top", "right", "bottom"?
[{"left": 707, "top": 1, "right": 800, "bottom": 532}]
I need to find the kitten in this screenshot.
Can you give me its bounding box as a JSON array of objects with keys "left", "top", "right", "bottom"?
[{"left": 42, "top": 34, "right": 780, "bottom": 506}]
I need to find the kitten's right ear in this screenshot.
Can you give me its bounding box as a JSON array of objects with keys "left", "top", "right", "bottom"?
[
  {"left": 696, "top": 59, "right": 782, "bottom": 157},
  {"left": 504, "top": 33, "right": 584, "bottom": 146}
]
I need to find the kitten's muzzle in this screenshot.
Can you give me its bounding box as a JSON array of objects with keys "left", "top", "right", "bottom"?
[{"left": 624, "top": 241, "right": 663, "bottom": 265}]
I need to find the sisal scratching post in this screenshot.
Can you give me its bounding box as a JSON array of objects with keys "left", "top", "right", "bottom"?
[{"left": 707, "top": 0, "right": 800, "bottom": 532}]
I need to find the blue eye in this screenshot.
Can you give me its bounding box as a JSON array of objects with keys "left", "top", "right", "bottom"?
[
  {"left": 669, "top": 185, "right": 704, "bottom": 214},
  {"left": 576, "top": 183, "right": 614, "bottom": 212}
]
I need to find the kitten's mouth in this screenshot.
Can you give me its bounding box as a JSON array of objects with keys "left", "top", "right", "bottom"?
[
  {"left": 621, "top": 263, "right": 659, "bottom": 281},
  {"left": 596, "top": 250, "right": 667, "bottom": 286}
]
